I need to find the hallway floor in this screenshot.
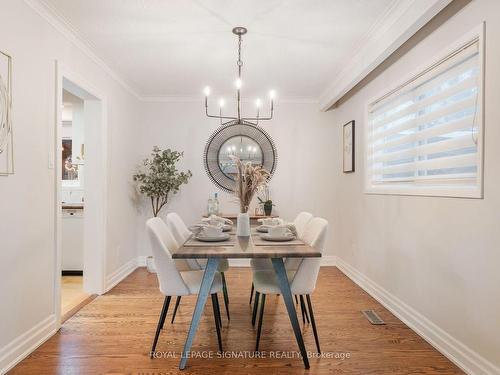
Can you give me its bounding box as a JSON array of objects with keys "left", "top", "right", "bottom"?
[{"left": 61, "top": 275, "right": 90, "bottom": 322}]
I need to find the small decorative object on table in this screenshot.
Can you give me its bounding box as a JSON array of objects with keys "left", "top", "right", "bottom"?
[
  {"left": 231, "top": 156, "right": 269, "bottom": 237},
  {"left": 257, "top": 185, "right": 274, "bottom": 216}
]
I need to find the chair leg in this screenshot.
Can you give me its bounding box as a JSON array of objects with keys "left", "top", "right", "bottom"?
[
  {"left": 221, "top": 272, "right": 229, "bottom": 304},
  {"left": 306, "top": 294, "right": 321, "bottom": 353},
  {"left": 214, "top": 293, "right": 222, "bottom": 329},
  {"left": 221, "top": 272, "right": 230, "bottom": 321},
  {"left": 159, "top": 296, "right": 170, "bottom": 330},
  {"left": 295, "top": 294, "right": 299, "bottom": 304},
  {"left": 211, "top": 293, "right": 223, "bottom": 352},
  {"left": 252, "top": 291, "right": 260, "bottom": 326},
  {"left": 151, "top": 295, "right": 171, "bottom": 358},
  {"left": 299, "top": 295, "right": 306, "bottom": 324},
  {"left": 249, "top": 282, "right": 254, "bottom": 304},
  {"left": 300, "top": 295, "right": 310, "bottom": 324},
  {"left": 170, "top": 296, "right": 181, "bottom": 324},
  {"left": 255, "top": 294, "right": 266, "bottom": 351}
]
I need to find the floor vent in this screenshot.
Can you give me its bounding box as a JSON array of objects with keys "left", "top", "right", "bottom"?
[{"left": 362, "top": 310, "right": 386, "bottom": 325}]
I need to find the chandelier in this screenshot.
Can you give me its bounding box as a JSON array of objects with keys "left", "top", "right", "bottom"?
[{"left": 203, "top": 26, "right": 275, "bottom": 127}]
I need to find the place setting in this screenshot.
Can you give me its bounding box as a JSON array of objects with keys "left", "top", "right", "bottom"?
[
  {"left": 254, "top": 218, "right": 303, "bottom": 246},
  {"left": 186, "top": 215, "right": 234, "bottom": 246}
]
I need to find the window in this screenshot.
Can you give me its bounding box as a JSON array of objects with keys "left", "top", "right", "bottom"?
[{"left": 365, "top": 29, "right": 484, "bottom": 198}]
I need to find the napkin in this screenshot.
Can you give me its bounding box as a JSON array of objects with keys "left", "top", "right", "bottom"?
[
  {"left": 201, "top": 215, "right": 233, "bottom": 225},
  {"left": 268, "top": 223, "right": 297, "bottom": 237},
  {"left": 189, "top": 223, "right": 223, "bottom": 236},
  {"left": 257, "top": 218, "right": 284, "bottom": 225}
]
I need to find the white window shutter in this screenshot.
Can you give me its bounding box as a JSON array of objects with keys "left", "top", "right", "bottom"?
[{"left": 366, "top": 32, "right": 483, "bottom": 198}]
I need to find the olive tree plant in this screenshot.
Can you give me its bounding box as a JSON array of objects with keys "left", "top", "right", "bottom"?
[{"left": 133, "top": 146, "right": 192, "bottom": 217}]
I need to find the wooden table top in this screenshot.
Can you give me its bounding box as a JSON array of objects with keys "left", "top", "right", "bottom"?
[{"left": 172, "top": 234, "right": 321, "bottom": 259}]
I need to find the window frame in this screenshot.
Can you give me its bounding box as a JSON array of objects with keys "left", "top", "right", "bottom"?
[{"left": 364, "top": 23, "right": 485, "bottom": 199}]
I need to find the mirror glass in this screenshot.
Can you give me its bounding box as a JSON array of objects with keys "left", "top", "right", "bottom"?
[{"left": 218, "top": 135, "right": 263, "bottom": 180}]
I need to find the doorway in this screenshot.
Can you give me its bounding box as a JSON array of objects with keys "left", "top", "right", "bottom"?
[
  {"left": 60, "top": 89, "right": 88, "bottom": 320},
  {"left": 55, "top": 63, "right": 108, "bottom": 325}
]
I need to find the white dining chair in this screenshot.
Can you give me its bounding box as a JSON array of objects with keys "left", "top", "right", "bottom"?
[
  {"left": 146, "top": 217, "right": 224, "bottom": 356},
  {"left": 251, "top": 217, "right": 328, "bottom": 353},
  {"left": 248, "top": 211, "right": 314, "bottom": 305},
  {"left": 293, "top": 211, "right": 313, "bottom": 238},
  {"left": 166, "top": 212, "right": 231, "bottom": 322}
]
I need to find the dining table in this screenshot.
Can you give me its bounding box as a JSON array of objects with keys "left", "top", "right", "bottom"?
[{"left": 172, "top": 226, "right": 322, "bottom": 370}]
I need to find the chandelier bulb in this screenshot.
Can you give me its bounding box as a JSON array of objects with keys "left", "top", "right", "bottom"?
[
  {"left": 219, "top": 98, "right": 225, "bottom": 108},
  {"left": 204, "top": 86, "right": 211, "bottom": 96},
  {"left": 235, "top": 78, "right": 242, "bottom": 89},
  {"left": 269, "top": 90, "right": 276, "bottom": 100},
  {"left": 255, "top": 98, "right": 262, "bottom": 108}
]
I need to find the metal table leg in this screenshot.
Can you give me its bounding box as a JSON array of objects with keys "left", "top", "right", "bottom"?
[
  {"left": 271, "top": 257, "right": 310, "bottom": 369},
  {"left": 179, "top": 257, "right": 220, "bottom": 370}
]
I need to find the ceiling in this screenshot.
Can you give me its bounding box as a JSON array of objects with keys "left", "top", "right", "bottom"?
[{"left": 42, "top": 0, "right": 397, "bottom": 100}]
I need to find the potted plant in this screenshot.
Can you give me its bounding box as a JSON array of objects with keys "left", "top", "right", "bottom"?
[
  {"left": 231, "top": 156, "right": 269, "bottom": 236},
  {"left": 133, "top": 146, "right": 192, "bottom": 217},
  {"left": 133, "top": 147, "right": 192, "bottom": 272},
  {"left": 257, "top": 185, "right": 274, "bottom": 216}
]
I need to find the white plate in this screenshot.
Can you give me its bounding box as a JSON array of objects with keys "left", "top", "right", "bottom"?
[
  {"left": 195, "top": 233, "right": 230, "bottom": 242},
  {"left": 256, "top": 225, "right": 268, "bottom": 233},
  {"left": 260, "top": 233, "right": 295, "bottom": 242}
]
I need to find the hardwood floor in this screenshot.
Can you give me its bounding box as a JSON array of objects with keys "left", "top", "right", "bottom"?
[
  {"left": 60, "top": 276, "right": 93, "bottom": 323},
  {"left": 10, "top": 267, "right": 464, "bottom": 374}
]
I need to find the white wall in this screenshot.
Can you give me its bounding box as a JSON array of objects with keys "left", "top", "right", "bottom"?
[
  {"left": 330, "top": 0, "right": 500, "bottom": 372},
  {"left": 0, "top": 0, "right": 140, "bottom": 371},
  {"left": 135, "top": 101, "right": 336, "bottom": 258}
]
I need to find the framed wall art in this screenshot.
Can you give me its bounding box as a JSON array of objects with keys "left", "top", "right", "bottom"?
[
  {"left": 0, "top": 50, "right": 13, "bottom": 175},
  {"left": 343, "top": 120, "right": 355, "bottom": 173}
]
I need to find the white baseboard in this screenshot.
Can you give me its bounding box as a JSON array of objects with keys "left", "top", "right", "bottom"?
[
  {"left": 136, "top": 255, "right": 147, "bottom": 267},
  {"left": 0, "top": 314, "right": 57, "bottom": 375},
  {"left": 335, "top": 256, "right": 500, "bottom": 375},
  {"left": 321, "top": 255, "right": 337, "bottom": 266},
  {"left": 228, "top": 259, "right": 250, "bottom": 267},
  {"left": 105, "top": 257, "right": 140, "bottom": 293}
]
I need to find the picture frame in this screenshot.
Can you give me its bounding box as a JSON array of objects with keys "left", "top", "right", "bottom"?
[
  {"left": 342, "top": 120, "right": 355, "bottom": 173},
  {"left": 0, "top": 50, "right": 13, "bottom": 176}
]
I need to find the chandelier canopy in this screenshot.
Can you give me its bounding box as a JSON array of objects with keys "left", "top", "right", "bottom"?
[{"left": 203, "top": 27, "right": 275, "bottom": 127}]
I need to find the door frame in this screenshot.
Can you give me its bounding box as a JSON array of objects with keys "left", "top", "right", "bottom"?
[{"left": 54, "top": 61, "right": 108, "bottom": 326}]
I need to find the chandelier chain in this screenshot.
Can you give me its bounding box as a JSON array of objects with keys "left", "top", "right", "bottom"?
[{"left": 237, "top": 35, "right": 242, "bottom": 78}]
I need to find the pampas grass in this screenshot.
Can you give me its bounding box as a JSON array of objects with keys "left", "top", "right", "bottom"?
[{"left": 231, "top": 156, "right": 270, "bottom": 213}]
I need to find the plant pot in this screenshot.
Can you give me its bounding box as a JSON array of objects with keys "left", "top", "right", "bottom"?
[
  {"left": 236, "top": 212, "right": 251, "bottom": 237},
  {"left": 263, "top": 202, "right": 273, "bottom": 216}
]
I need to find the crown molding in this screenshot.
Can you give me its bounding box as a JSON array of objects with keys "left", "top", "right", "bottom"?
[
  {"left": 319, "top": 0, "right": 453, "bottom": 111},
  {"left": 23, "top": 0, "right": 142, "bottom": 100},
  {"left": 140, "top": 95, "right": 319, "bottom": 104}
]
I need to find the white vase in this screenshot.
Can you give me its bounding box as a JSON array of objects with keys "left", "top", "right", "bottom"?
[{"left": 236, "top": 212, "right": 251, "bottom": 237}]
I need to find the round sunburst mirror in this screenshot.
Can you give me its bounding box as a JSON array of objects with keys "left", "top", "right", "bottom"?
[{"left": 203, "top": 120, "right": 278, "bottom": 193}]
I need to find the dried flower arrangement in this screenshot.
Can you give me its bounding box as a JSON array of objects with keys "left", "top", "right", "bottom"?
[{"left": 231, "top": 156, "right": 270, "bottom": 213}]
